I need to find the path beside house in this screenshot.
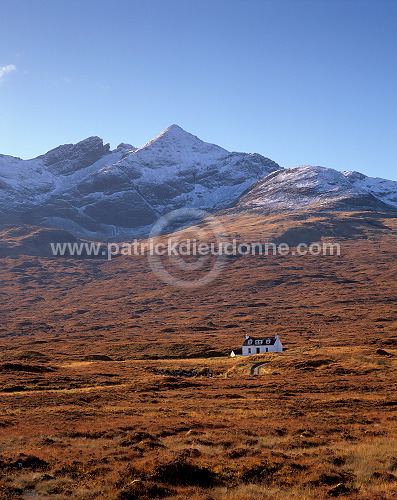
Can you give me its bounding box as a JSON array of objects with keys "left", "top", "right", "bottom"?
[{"left": 250, "top": 361, "right": 270, "bottom": 375}]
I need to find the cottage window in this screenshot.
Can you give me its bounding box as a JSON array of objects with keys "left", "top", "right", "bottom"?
[
  {"left": 255, "top": 340, "right": 262, "bottom": 345},
  {"left": 248, "top": 348, "right": 251, "bottom": 354},
  {"left": 266, "top": 338, "right": 271, "bottom": 344},
  {"left": 248, "top": 339, "right": 253, "bottom": 345}
]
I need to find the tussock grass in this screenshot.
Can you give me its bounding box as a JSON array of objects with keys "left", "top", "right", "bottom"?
[{"left": 1, "top": 210, "right": 397, "bottom": 498}]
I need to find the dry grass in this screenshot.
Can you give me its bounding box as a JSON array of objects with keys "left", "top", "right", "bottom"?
[
  {"left": 0, "top": 210, "right": 397, "bottom": 498},
  {"left": 0, "top": 348, "right": 397, "bottom": 498}
]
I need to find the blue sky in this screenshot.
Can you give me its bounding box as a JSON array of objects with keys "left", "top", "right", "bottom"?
[{"left": 0, "top": 0, "right": 396, "bottom": 180}]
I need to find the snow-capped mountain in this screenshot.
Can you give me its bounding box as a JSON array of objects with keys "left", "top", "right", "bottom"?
[
  {"left": 0, "top": 125, "right": 280, "bottom": 239},
  {"left": 1, "top": 127, "right": 396, "bottom": 242},
  {"left": 236, "top": 166, "right": 397, "bottom": 213}
]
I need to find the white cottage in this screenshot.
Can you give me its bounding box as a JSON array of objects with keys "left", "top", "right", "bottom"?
[{"left": 241, "top": 334, "right": 283, "bottom": 356}]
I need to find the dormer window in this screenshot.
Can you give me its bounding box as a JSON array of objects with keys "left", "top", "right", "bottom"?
[
  {"left": 255, "top": 340, "right": 262, "bottom": 345},
  {"left": 248, "top": 339, "right": 253, "bottom": 345},
  {"left": 266, "top": 338, "right": 271, "bottom": 344}
]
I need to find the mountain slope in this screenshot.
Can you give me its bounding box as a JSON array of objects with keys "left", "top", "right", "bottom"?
[
  {"left": 0, "top": 125, "right": 280, "bottom": 239},
  {"left": 236, "top": 166, "right": 397, "bottom": 213}
]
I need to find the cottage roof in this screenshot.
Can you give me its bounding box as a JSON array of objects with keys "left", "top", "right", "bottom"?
[{"left": 242, "top": 336, "right": 277, "bottom": 346}]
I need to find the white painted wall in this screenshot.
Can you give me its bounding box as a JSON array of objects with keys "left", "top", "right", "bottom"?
[{"left": 242, "top": 335, "right": 283, "bottom": 356}]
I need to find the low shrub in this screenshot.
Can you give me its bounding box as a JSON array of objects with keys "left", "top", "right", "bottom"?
[
  {"left": 117, "top": 480, "right": 174, "bottom": 499},
  {"left": 143, "top": 455, "right": 216, "bottom": 487}
]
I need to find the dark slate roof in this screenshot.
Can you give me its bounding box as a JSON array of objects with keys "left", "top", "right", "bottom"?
[{"left": 243, "top": 336, "right": 277, "bottom": 346}]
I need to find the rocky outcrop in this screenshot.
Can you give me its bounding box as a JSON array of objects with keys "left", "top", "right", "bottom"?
[{"left": 37, "top": 136, "right": 111, "bottom": 175}]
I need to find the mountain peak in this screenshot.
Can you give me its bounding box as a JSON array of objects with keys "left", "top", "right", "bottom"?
[
  {"left": 153, "top": 124, "right": 197, "bottom": 142},
  {"left": 38, "top": 136, "right": 110, "bottom": 175},
  {"left": 163, "top": 124, "right": 186, "bottom": 134},
  {"left": 134, "top": 125, "right": 227, "bottom": 156}
]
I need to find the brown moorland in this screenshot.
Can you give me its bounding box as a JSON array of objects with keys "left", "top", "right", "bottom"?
[{"left": 0, "top": 209, "right": 397, "bottom": 499}]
